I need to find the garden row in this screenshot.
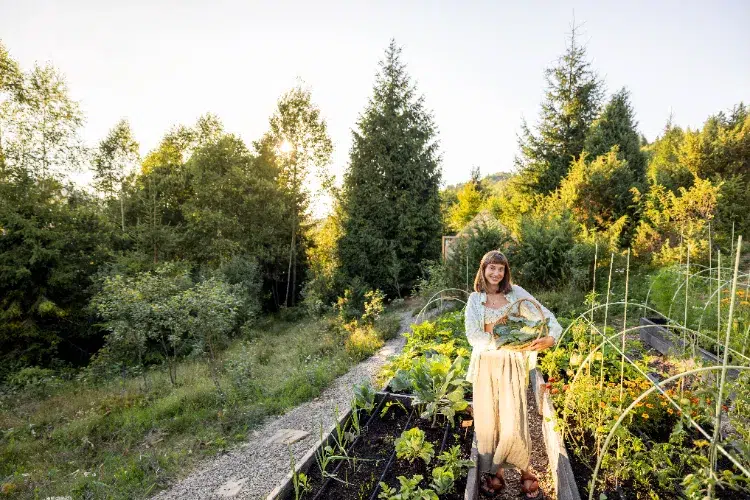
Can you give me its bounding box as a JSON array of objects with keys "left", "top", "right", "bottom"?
[
  {"left": 538, "top": 262, "right": 750, "bottom": 500},
  {"left": 269, "top": 310, "right": 478, "bottom": 500}
]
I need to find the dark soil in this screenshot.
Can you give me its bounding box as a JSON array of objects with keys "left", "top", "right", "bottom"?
[
  {"left": 321, "top": 400, "right": 412, "bottom": 499},
  {"left": 377, "top": 415, "right": 472, "bottom": 500}
]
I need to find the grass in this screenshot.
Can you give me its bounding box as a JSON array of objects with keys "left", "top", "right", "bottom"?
[{"left": 0, "top": 305, "right": 406, "bottom": 499}]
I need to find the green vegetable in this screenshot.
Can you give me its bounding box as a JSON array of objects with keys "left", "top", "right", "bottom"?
[
  {"left": 492, "top": 316, "right": 549, "bottom": 348},
  {"left": 395, "top": 427, "right": 435, "bottom": 464}
]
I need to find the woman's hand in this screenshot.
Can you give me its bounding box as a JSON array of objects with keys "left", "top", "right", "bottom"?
[
  {"left": 484, "top": 316, "right": 508, "bottom": 333},
  {"left": 523, "top": 336, "right": 555, "bottom": 351}
]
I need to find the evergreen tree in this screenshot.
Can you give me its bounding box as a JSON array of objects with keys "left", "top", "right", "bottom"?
[
  {"left": 447, "top": 182, "right": 483, "bottom": 232},
  {"left": 644, "top": 118, "right": 691, "bottom": 193},
  {"left": 337, "top": 40, "right": 442, "bottom": 296},
  {"left": 515, "top": 25, "right": 603, "bottom": 194},
  {"left": 560, "top": 148, "right": 637, "bottom": 231},
  {"left": 584, "top": 88, "right": 647, "bottom": 182}
]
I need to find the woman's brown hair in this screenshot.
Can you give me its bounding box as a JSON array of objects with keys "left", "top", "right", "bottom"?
[{"left": 473, "top": 250, "right": 513, "bottom": 294}]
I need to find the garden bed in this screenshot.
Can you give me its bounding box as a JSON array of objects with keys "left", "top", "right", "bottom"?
[
  {"left": 266, "top": 391, "right": 477, "bottom": 500},
  {"left": 639, "top": 317, "right": 740, "bottom": 380},
  {"left": 539, "top": 317, "right": 750, "bottom": 500}
]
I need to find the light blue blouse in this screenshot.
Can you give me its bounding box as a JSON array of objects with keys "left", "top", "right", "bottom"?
[{"left": 464, "top": 284, "right": 562, "bottom": 385}]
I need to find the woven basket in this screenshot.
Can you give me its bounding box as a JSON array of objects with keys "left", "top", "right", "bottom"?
[{"left": 491, "top": 297, "right": 549, "bottom": 351}]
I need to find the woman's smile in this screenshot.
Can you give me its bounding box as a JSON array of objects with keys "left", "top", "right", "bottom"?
[{"left": 485, "top": 264, "right": 505, "bottom": 284}]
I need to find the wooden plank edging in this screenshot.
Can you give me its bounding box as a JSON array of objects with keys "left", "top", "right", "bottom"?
[
  {"left": 265, "top": 407, "right": 353, "bottom": 500},
  {"left": 530, "top": 368, "right": 581, "bottom": 500},
  {"left": 464, "top": 429, "right": 479, "bottom": 500}
]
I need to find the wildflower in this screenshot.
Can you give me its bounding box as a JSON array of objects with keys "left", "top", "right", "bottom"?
[
  {"left": 563, "top": 385, "right": 570, "bottom": 391},
  {"left": 667, "top": 408, "right": 674, "bottom": 414},
  {"left": 551, "top": 388, "right": 559, "bottom": 394},
  {"left": 635, "top": 402, "right": 643, "bottom": 408},
  {"left": 693, "top": 440, "right": 710, "bottom": 448},
  {"left": 548, "top": 377, "right": 557, "bottom": 383},
  {"left": 646, "top": 403, "right": 654, "bottom": 409},
  {"left": 642, "top": 413, "right": 649, "bottom": 419},
  {"left": 599, "top": 401, "right": 607, "bottom": 408},
  {"left": 661, "top": 402, "right": 667, "bottom": 406},
  {"left": 722, "top": 405, "right": 729, "bottom": 412}
]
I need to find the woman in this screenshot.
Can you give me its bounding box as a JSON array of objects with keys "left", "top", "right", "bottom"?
[{"left": 464, "top": 250, "right": 561, "bottom": 499}]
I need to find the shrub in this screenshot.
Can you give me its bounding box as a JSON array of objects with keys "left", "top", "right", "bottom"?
[
  {"left": 565, "top": 241, "right": 597, "bottom": 292},
  {"left": 361, "top": 289, "right": 385, "bottom": 325},
  {"left": 218, "top": 255, "right": 262, "bottom": 326},
  {"left": 444, "top": 219, "right": 514, "bottom": 291},
  {"left": 7, "top": 366, "right": 59, "bottom": 396},
  {"left": 344, "top": 322, "right": 384, "bottom": 361},
  {"left": 375, "top": 313, "right": 402, "bottom": 341},
  {"left": 511, "top": 212, "right": 577, "bottom": 288},
  {"left": 334, "top": 277, "right": 370, "bottom": 323}
]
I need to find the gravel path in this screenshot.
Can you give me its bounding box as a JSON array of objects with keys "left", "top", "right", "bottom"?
[
  {"left": 489, "top": 384, "right": 555, "bottom": 499},
  {"left": 152, "top": 310, "right": 415, "bottom": 500}
]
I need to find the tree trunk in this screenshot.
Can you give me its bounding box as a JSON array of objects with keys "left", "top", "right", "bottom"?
[
  {"left": 291, "top": 237, "right": 297, "bottom": 306},
  {"left": 120, "top": 186, "right": 126, "bottom": 232},
  {"left": 284, "top": 219, "right": 295, "bottom": 307},
  {"left": 284, "top": 163, "right": 299, "bottom": 308},
  {"left": 152, "top": 183, "right": 158, "bottom": 264}
]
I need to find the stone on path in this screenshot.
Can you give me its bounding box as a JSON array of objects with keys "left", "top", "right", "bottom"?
[
  {"left": 265, "top": 428, "right": 310, "bottom": 446},
  {"left": 216, "top": 477, "right": 248, "bottom": 498}
]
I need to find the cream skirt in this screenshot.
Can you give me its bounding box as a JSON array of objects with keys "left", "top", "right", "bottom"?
[{"left": 473, "top": 348, "right": 531, "bottom": 473}]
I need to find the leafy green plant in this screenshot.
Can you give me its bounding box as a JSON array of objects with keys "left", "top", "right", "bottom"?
[
  {"left": 491, "top": 315, "right": 549, "bottom": 348},
  {"left": 436, "top": 444, "right": 474, "bottom": 479},
  {"left": 395, "top": 428, "right": 434, "bottom": 465},
  {"left": 353, "top": 379, "right": 376, "bottom": 412},
  {"left": 409, "top": 355, "right": 470, "bottom": 426},
  {"left": 389, "top": 369, "right": 412, "bottom": 392},
  {"left": 429, "top": 466, "right": 455, "bottom": 495},
  {"left": 378, "top": 475, "right": 438, "bottom": 500}
]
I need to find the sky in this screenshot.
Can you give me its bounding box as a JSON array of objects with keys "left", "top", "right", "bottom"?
[{"left": 1, "top": 0, "right": 748, "bottom": 214}]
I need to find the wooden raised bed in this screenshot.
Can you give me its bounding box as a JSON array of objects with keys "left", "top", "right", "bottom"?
[
  {"left": 639, "top": 317, "right": 739, "bottom": 379},
  {"left": 530, "top": 368, "right": 581, "bottom": 500},
  {"left": 265, "top": 392, "right": 478, "bottom": 500}
]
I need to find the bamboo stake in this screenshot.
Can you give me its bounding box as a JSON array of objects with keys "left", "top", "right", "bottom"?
[
  {"left": 589, "top": 242, "right": 598, "bottom": 375},
  {"left": 708, "top": 236, "right": 742, "bottom": 497},
  {"left": 685, "top": 244, "right": 690, "bottom": 355}
]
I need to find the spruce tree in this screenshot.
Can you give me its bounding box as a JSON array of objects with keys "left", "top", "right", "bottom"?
[
  {"left": 516, "top": 25, "right": 603, "bottom": 194},
  {"left": 584, "top": 88, "right": 647, "bottom": 183},
  {"left": 337, "top": 40, "right": 442, "bottom": 296}
]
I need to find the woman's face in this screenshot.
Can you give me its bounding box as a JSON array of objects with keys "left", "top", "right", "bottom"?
[{"left": 484, "top": 262, "right": 505, "bottom": 289}]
